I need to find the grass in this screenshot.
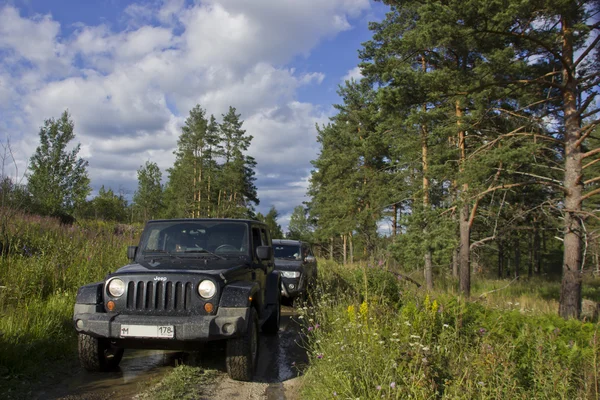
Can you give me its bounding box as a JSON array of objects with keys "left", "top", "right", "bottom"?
[
  {"left": 0, "top": 208, "right": 141, "bottom": 396},
  {"left": 300, "top": 260, "right": 600, "bottom": 399},
  {"left": 135, "top": 364, "right": 218, "bottom": 400}
]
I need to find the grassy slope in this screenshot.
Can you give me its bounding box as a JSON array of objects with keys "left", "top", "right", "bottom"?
[{"left": 0, "top": 209, "right": 140, "bottom": 396}]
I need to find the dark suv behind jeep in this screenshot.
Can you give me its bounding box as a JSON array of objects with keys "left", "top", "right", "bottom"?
[
  {"left": 272, "top": 239, "right": 317, "bottom": 301},
  {"left": 73, "top": 219, "right": 281, "bottom": 381}
]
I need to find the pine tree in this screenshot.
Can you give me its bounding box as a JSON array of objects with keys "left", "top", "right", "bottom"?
[{"left": 133, "top": 161, "right": 163, "bottom": 221}]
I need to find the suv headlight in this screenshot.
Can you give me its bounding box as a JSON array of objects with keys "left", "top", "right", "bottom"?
[
  {"left": 281, "top": 271, "right": 301, "bottom": 278},
  {"left": 107, "top": 278, "right": 125, "bottom": 297},
  {"left": 198, "top": 280, "right": 216, "bottom": 299}
]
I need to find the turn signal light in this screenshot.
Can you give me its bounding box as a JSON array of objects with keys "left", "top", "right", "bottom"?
[
  {"left": 204, "top": 303, "right": 214, "bottom": 313},
  {"left": 106, "top": 300, "right": 115, "bottom": 311}
]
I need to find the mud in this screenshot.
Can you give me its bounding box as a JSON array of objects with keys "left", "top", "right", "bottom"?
[{"left": 36, "top": 305, "right": 306, "bottom": 400}]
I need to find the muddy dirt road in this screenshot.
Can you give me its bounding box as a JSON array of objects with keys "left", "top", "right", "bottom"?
[{"left": 35, "top": 305, "right": 306, "bottom": 400}]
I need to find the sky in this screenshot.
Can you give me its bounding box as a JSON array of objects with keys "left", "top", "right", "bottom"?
[{"left": 0, "top": 0, "right": 386, "bottom": 230}]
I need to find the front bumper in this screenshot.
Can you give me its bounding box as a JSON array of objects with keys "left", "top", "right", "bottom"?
[
  {"left": 280, "top": 275, "right": 305, "bottom": 298},
  {"left": 73, "top": 304, "right": 249, "bottom": 341}
]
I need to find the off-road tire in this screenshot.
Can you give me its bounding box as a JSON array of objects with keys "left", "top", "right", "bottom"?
[
  {"left": 262, "top": 294, "right": 281, "bottom": 334},
  {"left": 78, "top": 333, "right": 124, "bottom": 371},
  {"left": 226, "top": 307, "right": 258, "bottom": 381}
]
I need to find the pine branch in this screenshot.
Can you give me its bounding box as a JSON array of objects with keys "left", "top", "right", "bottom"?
[
  {"left": 574, "top": 35, "right": 600, "bottom": 67},
  {"left": 583, "top": 158, "right": 600, "bottom": 170},
  {"left": 584, "top": 176, "right": 600, "bottom": 185},
  {"left": 583, "top": 148, "right": 600, "bottom": 159},
  {"left": 582, "top": 187, "right": 600, "bottom": 201}
]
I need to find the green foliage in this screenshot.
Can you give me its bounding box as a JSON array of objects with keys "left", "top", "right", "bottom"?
[
  {"left": 301, "top": 262, "right": 600, "bottom": 399},
  {"left": 27, "top": 110, "right": 91, "bottom": 216},
  {"left": 78, "top": 185, "right": 129, "bottom": 222},
  {"left": 164, "top": 105, "right": 258, "bottom": 219},
  {"left": 256, "top": 206, "right": 284, "bottom": 239},
  {"left": 0, "top": 209, "right": 140, "bottom": 384},
  {"left": 133, "top": 161, "right": 164, "bottom": 221},
  {"left": 287, "top": 205, "right": 314, "bottom": 242}
]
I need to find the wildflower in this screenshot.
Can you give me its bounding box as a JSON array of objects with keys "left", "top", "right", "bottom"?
[
  {"left": 317, "top": 353, "right": 324, "bottom": 359},
  {"left": 333, "top": 392, "right": 337, "bottom": 397},
  {"left": 553, "top": 327, "right": 560, "bottom": 335},
  {"left": 422, "top": 346, "right": 430, "bottom": 352},
  {"left": 392, "top": 332, "right": 398, "bottom": 336},
  {"left": 359, "top": 301, "right": 369, "bottom": 321},
  {"left": 478, "top": 382, "right": 485, "bottom": 386},
  {"left": 431, "top": 300, "right": 439, "bottom": 314},
  {"left": 347, "top": 305, "right": 356, "bottom": 322},
  {"left": 376, "top": 385, "right": 382, "bottom": 390},
  {"left": 443, "top": 324, "right": 449, "bottom": 328},
  {"left": 478, "top": 328, "right": 487, "bottom": 335},
  {"left": 292, "top": 361, "right": 296, "bottom": 366},
  {"left": 298, "top": 315, "right": 304, "bottom": 319},
  {"left": 410, "top": 334, "right": 420, "bottom": 339},
  {"left": 390, "top": 382, "right": 396, "bottom": 389},
  {"left": 404, "top": 321, "right": 412, "bottom": 326},
  {"left": 308, "top": 326, "right": 313, "bottom": 332},
  {"left": 379, "top": 340, "right": 384, "bottom": 344},
  {"left": 315, "top": 324, "right": 320, "bottom": 329},
  {"left": 378, "top": 259, "right": 384, "bottom": 266}
]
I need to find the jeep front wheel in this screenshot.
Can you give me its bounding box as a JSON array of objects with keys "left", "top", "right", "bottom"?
[
  {"left": 78, "top": 333, "right": 124, "bottom": 371},
  {"left": 226, "top": 307, "right": 259, "bottom": 381}
]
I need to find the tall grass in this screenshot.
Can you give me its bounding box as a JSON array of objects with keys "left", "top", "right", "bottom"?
[
  {"left": 301, "top": 261, "right": 600, "bottom": 399},
  {"left": 0, "top": 209, "right": 140, "bottom": 379}
]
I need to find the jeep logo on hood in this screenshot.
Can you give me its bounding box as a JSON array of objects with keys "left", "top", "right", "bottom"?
[{"left": 154, "top": 276, "right": 167, "bottom": 281}]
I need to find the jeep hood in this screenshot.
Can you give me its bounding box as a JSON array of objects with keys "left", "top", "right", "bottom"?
[
  {"left": 274, "top": 260, "right": 303, "bottom": 271},
  {"left": 115, "top": 258, "right": 248, "bottom": 275}
]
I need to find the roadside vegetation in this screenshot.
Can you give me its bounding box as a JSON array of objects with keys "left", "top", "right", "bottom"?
[
  {"left": 0, "top": 209, "right": 139, "bottom": 397},
  {"left": 301, "top": 260, "right": 600, "bottom": 399}
]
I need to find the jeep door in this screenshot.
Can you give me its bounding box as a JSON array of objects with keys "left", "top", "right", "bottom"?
[{"left": 250, "top": 225, "right": 272, "bottom": 309}]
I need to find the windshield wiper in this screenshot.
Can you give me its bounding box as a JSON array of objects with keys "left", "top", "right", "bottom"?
[
  {"left": 142, "top": 250, "right": 181, "bottom": 259},
  {"left": 182, "top": 249, "right": 226, "bottom": 260}
]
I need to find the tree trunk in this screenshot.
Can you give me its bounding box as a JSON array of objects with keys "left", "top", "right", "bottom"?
[
  {"left": 349, "top": 232, "right": 354, "bottom": 264},
  {"left": 452, "top": 247, "right": 459, "bottom": 278},
  {"left": 329, "top": 237, "right": 334, "bottom": 260},
  {"left": 459, "top": 203, "right": 470, "bottom": 295},
  {"left": 528, "top": 231, "right": 534, "bottom": 278},
  {"left": 534, "top": 228, "right": 541, "bottom": 274},
  {"left": 392, "top": 204, "right": 397, "bottom": 237},
  {"left": 422, "top": 104, "right": 433, "bottom": 290},
  {"left": 342, "top": 234, "right": 347, "bottom": 265},
  {"left": 559, "top": 14, "right": 583, "bottom": 319},
  {"left": 514, "top": 237, "right": 520, "bottom": 279},
  {"left": 498, "top": 240, "right": 504, "bottom": 278},
  {"left": 457, "top": 101, "right": 470, "bottom": 296}
]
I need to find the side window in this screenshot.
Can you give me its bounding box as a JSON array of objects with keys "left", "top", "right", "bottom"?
[{"left": 251, "top": 227, "right": 262, "bottom": 257}]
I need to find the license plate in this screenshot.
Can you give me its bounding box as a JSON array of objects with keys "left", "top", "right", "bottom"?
[{"left": 119, "top": 325, "right": 174, "bottom": 338}]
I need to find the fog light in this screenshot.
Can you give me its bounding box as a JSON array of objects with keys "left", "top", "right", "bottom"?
[
  {"left": 223, "top": 323, "right": 235, "bottom": 334},
  {"left": 106, "top": 300, "right": 115, "bottom": 311},
  {"left": 204, "top": 303, "right": 214, "bottom": 313},
  {"left": 76, "top": 319, "right": 84, "bottom": 329},
  {"left": 288, "top": 283, "right": 295, "bottom": 290}
]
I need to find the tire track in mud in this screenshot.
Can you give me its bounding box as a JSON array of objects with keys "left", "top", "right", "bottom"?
[{"left": 35, "top": 306, "right": 307, "bottom": 400}]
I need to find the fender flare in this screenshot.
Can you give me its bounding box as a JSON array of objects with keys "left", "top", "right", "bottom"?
[
  {"left": 218, "top": 281, "right": 261, "bottom": 308},
  {"left": 265, "top": 271, "right": 281, "bottom": 305}
]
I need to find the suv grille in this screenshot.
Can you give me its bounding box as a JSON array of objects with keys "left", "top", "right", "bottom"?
[{"left": 125, "top": 280, "right": 193, "bottom": 312}]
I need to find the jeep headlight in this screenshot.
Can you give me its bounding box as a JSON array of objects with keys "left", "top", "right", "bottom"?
[
  {"left": 198, "top": 280, "right": 216, "bottom": 299},
  {"left": 281, "top": 271, "right": 301, "bottom": 278},
  {"left": 107, "top": 278, "right": 125, "bottom": 297}
]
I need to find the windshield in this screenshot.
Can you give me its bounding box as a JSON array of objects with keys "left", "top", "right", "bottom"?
[
  {"left": 273, "top": 244, "right": 301, "bottom": 260},
  {"left": 138, "top": 221, "right": 249, "bottom": 258}
]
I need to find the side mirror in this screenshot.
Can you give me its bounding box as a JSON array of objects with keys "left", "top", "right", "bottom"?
[
  {"left": 256, "top": 246, "right": 273, "bottom": 261},
  {"left": 305, "top": 255, "right": 316, "bottom": 263},
  {"left": 127, "top": 246, "right": 138, "bottom": 262}
]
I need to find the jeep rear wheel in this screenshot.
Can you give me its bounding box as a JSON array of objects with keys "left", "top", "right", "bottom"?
[
  {"left": 226, "top": 307, "right": 259, "bottom": 381},
  {"left": 78, "top": 333, "right": 124, "bottom": 371}
]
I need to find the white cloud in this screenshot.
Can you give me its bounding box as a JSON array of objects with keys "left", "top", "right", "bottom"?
[
  {"left": 0, "top": 1, "right": 370, "bottom": 219},
  {"left": 342, "top": 66, "right": 362, "bottom": 82}
]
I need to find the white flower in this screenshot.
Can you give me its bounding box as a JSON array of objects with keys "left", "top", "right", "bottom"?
[
  {"left": 422, "top": 346, "right": 430, "bottom": 351},
  {"left": 404, "top": 321, "right": 412, "bottom": 326},
  {"left": 410, "top": 335, "right": 420, "bottom": 339},
  {"left": 443, "top": 324, "right": 449, "bottom": 328},
  {"left": 379, "top": 340, "right": 385, "bottom": 344},
  {"left": 392, "top": 332, "right": 399, "bottom": 336}
]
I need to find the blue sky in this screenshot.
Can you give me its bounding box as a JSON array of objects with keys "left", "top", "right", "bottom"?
[{"left": 0, "top": 0, "right": 387, "bottom": 230}]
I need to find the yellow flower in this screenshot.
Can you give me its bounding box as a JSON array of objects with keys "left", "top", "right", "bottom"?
[
  {"left": 347, "top": 305, "right": 356, "bottom": 322},
  {"left": 431, "top": 300, "right": 439, "bottom": 314},
  {"left": 359, "top": 301, "right": 368, "bottom": 321}
]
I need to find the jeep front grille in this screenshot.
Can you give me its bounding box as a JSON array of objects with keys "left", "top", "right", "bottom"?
[{"left": 125, "top": 280, "right": 193, "bottom": 312}]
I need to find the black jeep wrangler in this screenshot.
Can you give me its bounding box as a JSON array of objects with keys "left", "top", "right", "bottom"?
[{"left": 73, "top": 219, "right": 281, "bottom": 381}]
